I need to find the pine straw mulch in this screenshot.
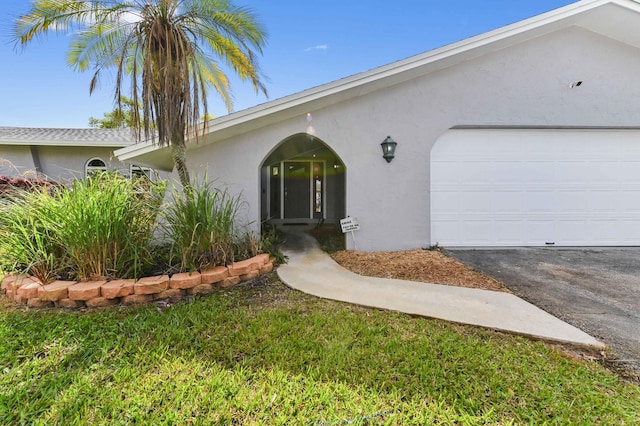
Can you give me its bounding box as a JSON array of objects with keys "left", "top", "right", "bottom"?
[{"left": 331, "top": 249, "right": 508, "bottom": 293}]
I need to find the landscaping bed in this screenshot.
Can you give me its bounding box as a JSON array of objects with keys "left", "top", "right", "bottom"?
[
  {"left": 310, "top": 225, "right": 506, "bottom": 292},
  {"left": 331, "top": 248, "right": 507, "bottom": 292},
  {"left": 0, "top": 174, "right": 283, "bottom": 311},
  {"left": 1, "top": 254, "right": 274, "bottom": 309}
]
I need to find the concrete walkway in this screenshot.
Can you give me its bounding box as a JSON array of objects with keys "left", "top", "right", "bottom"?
[{"left": 276, "top": 229, "right": 604, "bottom": 348}]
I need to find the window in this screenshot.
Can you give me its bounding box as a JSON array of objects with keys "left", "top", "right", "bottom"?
[
  {"left": 315, "top": 177, "right": 322, "bottom": 213},
  {"left": 130, "top": 165, "right": 153, "bottom": 181},
  {"left": 85, "top": 158, "right": 107, "bottom": 177},
  {"left": 313, "top": 162, "right": 323, "bottom": 217},
  {"left": 130, "top": 165, "right": 155, "bottom": 192}
]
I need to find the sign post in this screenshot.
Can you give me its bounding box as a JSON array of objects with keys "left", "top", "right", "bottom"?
[{"left": 340, "top": 217, "right": 360, "bottom": 250}]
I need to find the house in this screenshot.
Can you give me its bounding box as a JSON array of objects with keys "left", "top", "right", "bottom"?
[
  {"left": 0, "top": 127, "right": 154, "bottom": 183},
  {"left": 116, "top": 0, "right": 640, "bottom": 250}
]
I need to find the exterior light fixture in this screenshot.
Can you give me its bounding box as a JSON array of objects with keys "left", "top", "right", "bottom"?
[{"left": 380, "top": 136, "right": 397, "bottom": 163}]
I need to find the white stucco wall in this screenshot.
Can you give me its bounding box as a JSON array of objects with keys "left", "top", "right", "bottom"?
[
  {"left": 186, "top": 26, "right": 640, "bottom": 251},
  {"left": 35, "top": 146, "right": 127, "bottom": 182},
  {"left": 0, "top": 144, "right": 170, "bottom": 185},
  {"left": 0, "top": 146, "right": 35, "bottom": 175}
]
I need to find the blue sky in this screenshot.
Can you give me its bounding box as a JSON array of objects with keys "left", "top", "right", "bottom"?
[{"left": 0, "top": 0, "right": 575, "bottom": 128}]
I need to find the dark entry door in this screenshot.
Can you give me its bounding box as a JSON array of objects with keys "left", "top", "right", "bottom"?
[{"left": 284, "top": 162, "right": 311, "bottom": 219}]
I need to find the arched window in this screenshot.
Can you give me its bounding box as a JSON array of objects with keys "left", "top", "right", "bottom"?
[{"left": 85, "top": 158, "right": 107, "bottom": 177}]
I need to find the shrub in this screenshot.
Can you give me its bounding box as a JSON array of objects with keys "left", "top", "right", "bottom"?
[
  {"left": 51, "top": 173, "right": 166, "bottom": 280},
  {"left": 0, "top": 172, "right": 285, "bottom": 282},
  {"left": 0, "top": 173, "right": 165, "bottom": 282},
  {"left": 0, "top": 189, "right": 67, "bottom": 283},
  {"left": 161, "top": 179, "right": 246, "bottom": 272},
  {"left": 259, "top": 223, "right": 287, "bottom": 265},
  {"left": 0, "top": 174, "right": 60, "bottom": 197}
]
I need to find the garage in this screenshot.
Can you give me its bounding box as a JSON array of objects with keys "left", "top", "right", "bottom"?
[{"left": 430, "top": 128, "right": 640, "bottom": 246}]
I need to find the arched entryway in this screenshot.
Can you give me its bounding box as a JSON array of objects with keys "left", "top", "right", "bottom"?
[{"left": 260, "top": 134, "right": 346, "bottom": 226}]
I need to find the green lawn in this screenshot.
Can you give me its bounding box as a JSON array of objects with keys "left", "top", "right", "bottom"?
[{"left": 1, "top": 273, "right": 639, "bottom": 425}]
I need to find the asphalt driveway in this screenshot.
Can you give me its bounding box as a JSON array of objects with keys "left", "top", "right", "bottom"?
[{"left": 447, "top": 248, "right": 640, "bottom": 380}]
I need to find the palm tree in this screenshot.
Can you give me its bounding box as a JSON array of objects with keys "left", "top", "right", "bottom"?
[{"left": 15, "top": 0, "right": 267, "bottom": 188}]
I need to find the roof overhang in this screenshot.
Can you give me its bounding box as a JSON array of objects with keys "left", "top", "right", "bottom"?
[
  {"left": 117, "top": 142, "right": 174, "bottom": 171},
  {"left": 115, "top": 0, "right": 640, "bottom": 170}
]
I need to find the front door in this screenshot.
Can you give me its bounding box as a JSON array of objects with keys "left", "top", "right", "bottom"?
[
  {"left": 284, "top": 162, "right": 311, "bottom": 219},
  {"left": 261, "top": 135, "right": 344, "bottom": 225}
]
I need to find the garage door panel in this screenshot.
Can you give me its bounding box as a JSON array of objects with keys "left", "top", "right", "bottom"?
[
  {"left": 591, "top": 190, "right": 640, "bottom": 212},
  {"left": 492, "top": 191, "right": 525, "bottom": 212},
  {"left": 462, "top": 162, "right": 494, "bottom": 182},
  {"left": 557, "top": 161, "right": 592, "bottom": 183},
  {"left": 524, "top": 219, "right": 556, "bottom": 243},
  {"left": 432, "top": 220, "right": 461, "bottom": 242},
  {"left": 522, "top": 191, "right": 556, "bottom": 212},
  {"left": 462, "top": 220, "right": 494, "bottom": 244},
  {"left": 554, "top": 218, "right": 607, "bottom": 244},
  {"left": 493, "top": 221, "right": 525, "bottom": 244},
  {"left": 430, "top": 161, "right": 458, "bottom": 183},
  {"left": 591, "top": 192, "right": 619, "bottom": 212},
  {"left": 465, "top": 192, "right": 501, "bottom": 212},
  {"left": 623, "top": 191, "right": 640, "bottom": 211},
  {"left": 492, "top": 162, "right": 525, "bottom": 182},
  {"left": 622, "top": 165, "right": 640, "bottom": 183},
  {"left": 590, "top": 161, "right": 627, "bottom": 182},
  {"left": 431, "top": 192, "right": 460, "bottom": 214},
  {"left": 588, "top": 220, "right": 629, "bottom": 244},
  {"left": 431, "top": 129, "right": 640, "bottom": 246},
  {"left": 522, "top": 162, "right": 556, "bottom": 182},
  {"left": 555, "top": 191, "right": 592, "bottom": 211}
]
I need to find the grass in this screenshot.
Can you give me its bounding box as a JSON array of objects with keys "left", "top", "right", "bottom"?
[
  {"left": 161, "top": 179, "right": 246, "bottom": 272},
  {"left": 51, "top": 174, "right": 165, "bottom": 280},
  {"left": 1, "top": 274, "right": 639, "bottom": 425},
  {"left": 0, "top": 173, "right": 268, "bottom": 281},
  {"left": 0, "top": 173, "right": 165, "bottom": 282}
]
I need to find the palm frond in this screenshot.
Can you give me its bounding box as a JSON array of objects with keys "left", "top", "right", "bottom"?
[{"left": 14, "top": 0, "right": 268, "bottom": 188}]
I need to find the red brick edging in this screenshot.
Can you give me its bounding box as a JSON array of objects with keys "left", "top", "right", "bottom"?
[{"left": 0, "top": 253, "right": 274, "bottom": 309}]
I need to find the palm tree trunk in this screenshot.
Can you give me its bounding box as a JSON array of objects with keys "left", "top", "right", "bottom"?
[{"left": 171, "top": 143, "right": 191, "bottom": 190}]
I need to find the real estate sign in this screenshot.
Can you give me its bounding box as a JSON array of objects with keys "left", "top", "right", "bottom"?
[{"left": 340, "top": 217, "right": 360, "bottom": 233}]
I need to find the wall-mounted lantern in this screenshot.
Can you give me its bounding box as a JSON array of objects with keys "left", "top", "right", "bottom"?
[{"left": 380, "top": 136, "right": 397, "bottom": 163}]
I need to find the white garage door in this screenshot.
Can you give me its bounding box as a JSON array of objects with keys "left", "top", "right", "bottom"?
[{"left": 430, "top": 129, "right": 640, "bottom": 246}]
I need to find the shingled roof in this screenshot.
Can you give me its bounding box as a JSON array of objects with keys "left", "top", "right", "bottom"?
[{"left": 0, "top": 126, "right": 136, "bottom": 147}]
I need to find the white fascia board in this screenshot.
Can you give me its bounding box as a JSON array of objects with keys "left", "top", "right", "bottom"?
[
  {"left": 116, "top": 0, "right": 632, "bottom": 167},
  {"left": 115, "top": 139, "right": 157, "bottom": 159},
  {"left": 115, "top": 141, "right": 174, "bottom": 171}
]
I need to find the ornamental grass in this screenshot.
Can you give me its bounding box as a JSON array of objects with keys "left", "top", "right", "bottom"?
[
  {"left": 161, "top": 178, "right": 249, "bottom": 273},
  {"left": 0, "top": 173, "right": 165, "bottom": 282},
  {"left": 0, "top": 173, "right": 274, "bottom": 283}
]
